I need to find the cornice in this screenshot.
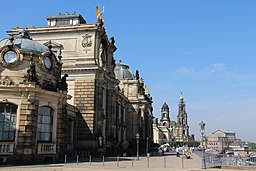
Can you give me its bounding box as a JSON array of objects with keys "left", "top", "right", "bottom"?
[{"left": 7, "top": 24, "right": 99, "bottom": 35}]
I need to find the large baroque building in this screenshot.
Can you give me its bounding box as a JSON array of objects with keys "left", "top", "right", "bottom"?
[
  {"left": 0, "top": 12, "right": 153, "bottom": 163},
  {"left": 153, "top": 95, "right": 192, "bottom": 145},
  {"left": 206, "top": 130, "right": 242, "bottom": 154}
]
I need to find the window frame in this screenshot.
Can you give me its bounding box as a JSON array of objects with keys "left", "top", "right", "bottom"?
[
  {"left": 0, "top": 103, "right": 17, "bottom": 142},
  {"left": 37, "top": 106, "right": 53, "bottom": 142}
]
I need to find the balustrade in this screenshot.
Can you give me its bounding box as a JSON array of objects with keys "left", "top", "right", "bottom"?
[
  {"left": 37, "top": 143, "right": 56, "bottom": 154},
  {"left": 0, "top": 142, "right": 14, "bottom": 155}
]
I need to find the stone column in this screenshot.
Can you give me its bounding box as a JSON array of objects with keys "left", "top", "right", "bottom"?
[
  {"left": 16, "top": 96, "right": 38, "bottom": 163},
  {"left": 56, "top": 92, "right": 68, "bottom": 160}
]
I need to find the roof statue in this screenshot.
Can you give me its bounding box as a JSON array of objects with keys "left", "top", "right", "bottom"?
[
  {"left": 96, "top": 5, "right": 104, "bottom": 21},
  {"left": 145, "top": 85, "right": 149, "bottom": 95}
]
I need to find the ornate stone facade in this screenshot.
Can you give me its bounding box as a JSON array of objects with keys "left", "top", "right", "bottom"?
[
  {"left": 0, "top": 31, "right": 77, "bottom": 163},
  {"left": 1, "top": 12, "right": 153, "bottom": 162},
  {"left": 114, "top": 61, "right": 153, "bottom": 141}
]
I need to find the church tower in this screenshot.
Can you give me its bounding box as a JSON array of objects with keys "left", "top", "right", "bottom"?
[
  {"left": 160, "top": 102, "right": 170, "bottom": 128},
  {"left": 176, "top": 94, "right": 189, "bottom": 142}
]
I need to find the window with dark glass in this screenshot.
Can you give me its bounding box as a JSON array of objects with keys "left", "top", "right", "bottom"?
[
  {"left": 0, "top": 103, "right": 17, "bottom": 141},
  {"left": 37, "top": 106, "right": 53, "bottom": 141}
]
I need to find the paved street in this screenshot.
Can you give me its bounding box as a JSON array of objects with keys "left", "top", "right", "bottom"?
[{"left": 0, "top": 153, "right": 253, "bottom": 171}]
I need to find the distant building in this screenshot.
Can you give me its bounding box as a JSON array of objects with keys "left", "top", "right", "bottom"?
[
  {"left": 114, "top": 61, "right": 153, "bottom": 141},
  {"left": 172, "top": 95, "right": 190, "bottom": 142},
  {"left": 206, "top": 130, "right": 246, "bottom": 154},
  {"left": 153, "top": 95, "right": 193, "bottom": 145}
]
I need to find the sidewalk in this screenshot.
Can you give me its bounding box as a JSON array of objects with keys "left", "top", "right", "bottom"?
[{"left": 0, "top": 153, "right": 253, "bottom": 171}]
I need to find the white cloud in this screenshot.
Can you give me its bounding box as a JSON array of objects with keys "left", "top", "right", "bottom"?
[
  {"left": 174, "top": 63, "right": 256, "bottom": 80},
  {"left": 188, "top": 98, "right": 256, "bottom": 142},
  {"left": 175, "top": 67, "right": 194, "bottom": 74}
]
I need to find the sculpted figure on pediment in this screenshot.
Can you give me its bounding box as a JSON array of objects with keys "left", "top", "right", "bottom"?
[
  {"left": 24, "top": 53, "right": 39, "bottom": 84},
  {"left": 0, "top": 76, "right": 15, "bottom": 86}
]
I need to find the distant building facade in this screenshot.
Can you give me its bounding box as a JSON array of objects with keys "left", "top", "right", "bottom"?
[
  {"left": 153, "top": 95, "right": 193, "bottom": 145},
  {"left": 0, "top": 13, "right": 153, "bottom": 163},
  {"left": 206, "top": 130, "right": 246, "bottom": 154},
  {"left": 114, "top": 61, "right": 153, "bottom": 141}
]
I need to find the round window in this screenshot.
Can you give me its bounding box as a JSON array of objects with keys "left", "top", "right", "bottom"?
[
  {"left": 44, "top": 57, "right": 52, "bottom": 69},
  {"left": 4, "top": 51, "right": 17, "bottom": 63}
]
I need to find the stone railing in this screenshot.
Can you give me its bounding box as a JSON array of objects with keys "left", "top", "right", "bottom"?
[
  {"left": 0, "top": 142, "right": 14, "bottom": 155},
  {"left": 37, "top": 143, "right": 56, "bottom": 154}
]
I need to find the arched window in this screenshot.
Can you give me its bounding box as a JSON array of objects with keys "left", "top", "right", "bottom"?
[
  {"left": 0, "top": 103, "right": 17, "bottom": 141},
  {"left": 37, "top": 106, "right": 53, "bottom": 142}
]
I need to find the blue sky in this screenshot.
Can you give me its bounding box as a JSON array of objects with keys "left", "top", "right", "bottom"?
[{"left": 1, "top": 0, "right": 256, "bottom": 142}]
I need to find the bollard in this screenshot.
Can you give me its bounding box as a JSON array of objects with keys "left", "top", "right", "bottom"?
[
  {"left": 77, "top": 155, "right": 79, "bottom": 165},
  {"left": 164, "top": 157, "right": 166, "bottom": 168},
  {"left": 64, "top": 155, "right": 67, "bottom": 165},
  {"left": 89, "top": 155, "right": 92, "bottom": 166},
  {"left": 103, "top": 156, "right": 105, "bottom": 166},
  {"left": 147, "top": 156, "right": 149, "bottom": 168},
  {"left": 117, "top": 156, "right": 119, "bottom": 167},
  {"left": 132, "top": 156, "right": 134, "bottom": 167},
  {"left": 181, "top": 157, "right": 184, "bottom": 169}
]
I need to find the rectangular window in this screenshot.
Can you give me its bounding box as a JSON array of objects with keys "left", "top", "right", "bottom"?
[
  {"left": 37, "top": 106, "right": 53, "bottom": 142},
  {"left": 0, "top": 103, "right": 17, "bottom": 141}
]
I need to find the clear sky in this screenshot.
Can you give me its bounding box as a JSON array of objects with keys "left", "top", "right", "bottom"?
[{"left": 1, "top": 0, "right": 256, "bottom": 142}]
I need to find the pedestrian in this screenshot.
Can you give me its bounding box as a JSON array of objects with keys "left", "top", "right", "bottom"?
[
  {"left": 158, "top": 148, "right": 162, "bottom": 156},
  {"left": 176, "top": 147, "right": 180, "bottom": 157}
]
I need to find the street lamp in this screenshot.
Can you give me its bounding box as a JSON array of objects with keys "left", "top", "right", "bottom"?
[
  {"left": 136, "top": 133, "right": 140, "bottom": 160},
  {"left": 98, "top": 136, "right": 103, "bottom": 156},
  {"left": 98, "top": 136, "right": 103, "bottom": 147},
  {"left": 199, "top": 121, "right": 206, "bottom": 169}
]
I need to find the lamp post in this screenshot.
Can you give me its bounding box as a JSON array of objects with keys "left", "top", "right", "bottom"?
[
  {"left": 136, "top": 133, "right": 140, "bottom": 160},
  {"left": 199, "top": 121, "right": 206, "bottom": 169},
  {"left": 146, "top": 137, "right": 149, "bottom": 155}
]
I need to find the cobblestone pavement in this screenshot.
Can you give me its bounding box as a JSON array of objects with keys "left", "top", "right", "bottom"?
[{"left": 0, "top": 153, "right": 254, "bottom": 171}]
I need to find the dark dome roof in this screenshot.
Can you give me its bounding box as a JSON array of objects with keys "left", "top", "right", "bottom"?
[
  {"left": 114, "top": 61, "right": 134, "bottom": 80},
  {"left": 161, "top": 102, "right": 169, "bottom": 109},
  {"left": 0, "top": 30, "right": 48, "bottom": 54}
]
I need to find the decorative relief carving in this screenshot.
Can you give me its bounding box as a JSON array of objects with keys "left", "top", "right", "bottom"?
[
  {"left": 0, "top": 76, "right": 15, "bottom": 86},
  {"left": 82, "top": 34, "right": 92, "bottom": 52}
]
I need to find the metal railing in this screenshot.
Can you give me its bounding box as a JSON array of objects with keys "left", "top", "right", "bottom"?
[{"left": 194, "top": 150, "right": 256, "bottom": 168}]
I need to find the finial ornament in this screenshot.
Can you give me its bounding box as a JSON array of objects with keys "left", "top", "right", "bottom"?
[{"left": 180, "top": 91, "right": 184, "bottom": 101}]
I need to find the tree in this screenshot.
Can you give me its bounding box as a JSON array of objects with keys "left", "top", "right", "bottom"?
[{"left": 248, "top": 143, "right": 256, "bottom": 150}]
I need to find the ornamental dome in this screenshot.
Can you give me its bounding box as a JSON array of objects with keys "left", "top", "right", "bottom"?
[
  {"left": 0, "top": 30, "right": 48, "bottom": 55},
  {"left": 161, "top": 102, "right": 169, "bottom": 110},
  {"left": 180, "top": 96, "right": 184, "bottom": 101},
  {"left": 114, "top": 60, "right": 134, "bottom": 80}
]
